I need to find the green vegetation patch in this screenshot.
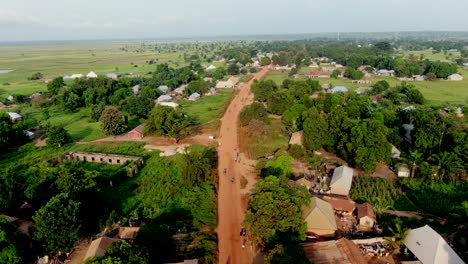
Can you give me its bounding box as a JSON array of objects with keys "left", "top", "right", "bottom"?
[{"left": 178, "top": 89, "right": 234, "bottom": 125}]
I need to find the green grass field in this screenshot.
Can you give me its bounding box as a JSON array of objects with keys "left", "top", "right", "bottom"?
[
  {"left": 265, "top": 68, "right": 468, "bottom": 105},
  {"left": 397, "top": 49, "right": 461, "bottom": 62},
  {"left": 178, "top": 89, "right": 234, "bottom": 125}
]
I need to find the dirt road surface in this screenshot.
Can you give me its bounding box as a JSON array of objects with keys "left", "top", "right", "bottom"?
[{"left": 216, "top": 67, "right": 269, "bottom": 264}]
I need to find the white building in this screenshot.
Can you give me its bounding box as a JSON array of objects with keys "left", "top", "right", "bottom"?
[
  {"left": 7, "top": 112, "right": 22, "bottom": 121},
  {"left": 331, "top": 86, "right": 349, "bottom": 93},
  {"left": 447, "top": 74, "right": 463, "bottom": 81},
  {"left": 206, "top": 65, "right": 217, "bottom": 70},
  {"left": 156, "top": 95, "right": 173, "bottom": 102},
  {"left": 189, "top": 92, "right": 201, "bottom": 101},
  {"left": 157, "top": 102, "right": 179, "bottom": 108},
  {"left": 329, "top": 165, "right": 354, "bottom": 196},
  {"left": 106, "top": 73, "right": 118, "bottom": 79},
  {"left": 87, "top": 71, "right": 98, "bottom": 78},
  {"left": 70, "top": 74, "right": 84, "bottom": 79},
  {"left": 158, "top": 85, "right": 170, "bottom": 94},
  {"left": 404, "top": 225, "right": 464, "bottom": 264},
  {"left": 216, "top": 76, "right": 239, "bottom": 88}
]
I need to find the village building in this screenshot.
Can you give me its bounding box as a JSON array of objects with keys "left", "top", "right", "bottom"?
[
  {"left": 303, "top": 197, "right": 337, "bottom": 237},
  {"left": 158, "top": 85, "right": 170, "bottom": 94},
  {"left": 157, "top": 102, "right": 179, "bottom": 108},
  {"left": 128, "top": 124, "right": 145, "bottom": 139},
  {"left": 323, "top": 196, "right": 356, "bottom": 216},
  {"left": 189, "top": 92, "right": 201, "bottom": 101},
  {"left": 157, "top": 95, "right": 173, "bottom": 102},
  {"left": 83, "top": 237, "right": 118, "bottom": 262},
  {"left": 357, "top": 203, "right": 376, "bottom": 231},
  {"left": 352, "top": 80, "right": 372, "bottom": 84},
  {"left": 216, "top": 76, "right": 239, "bottom": 88},
  {"left": 206, "top": 65, "right": 217, "bottom": 70},
  {"left": 455, "top": 107, "right": 464, "bottom": 118},
  {"left": 321, "top": 83, "right": 331, "bottom": 90},
  {"left": 412, "top": 75, "right": 427, "bottom": 81},
  {"left": 118, "top": 226, "right": 142, "bottom": 241},
  {"left": 105, "top": 73, "right": 118, "bottom": 79},
  {"left": 289, "top": 131, "right": 303, "bottom": 146},
  {"left": 305, "top": 70, "right": 330, "bottom": 78},
  {"left": 63, "top": 151, "right": 144, "bottom": 166},
  {"left": 391, "top": 144, "right": 401, "bottom": 159},
  {"left": 321, "top": 66, "right": 336, "bottom": 72},
  {"left": 7, "top": 112, "right": 22, "bottom": 121},
  {"left": 330, "top": 165, "right": 354, "bottom": 196},
  {"left": 132, "top": 85, "right": 141, "bottom": 96},
  {"left": 303, "top": 238, "right": 367, "bottom": 264},
  {"left": 335, "top": 64, "right": 344, "bottom": 68},
  {"left": 447, "top": 73, "right": 463, "bottom": 81},
  {"left": 377, "top": 69, "right": 395, "bottom": 77},
  {"left": 6, "top": 95, "right": 14, "bottom": 102},
  {"left": 331, "top": 86, "right": 349, "bottom": 93},
  {"left": 70, "top": 73, "right": 84, "bottom": 79},
  {"left": 404, "top": 225, "right": 464, "bottom": 264},
  {"left": 203, "top": 77, "right": 213, "bottom": 82},
  {"left": 397, "top": 163, "right": 410, "bottom": 177},
  {"left": 355, "top": 86, "right": 372, "bottom": 94},
  {"left": 87, "top": 71, "right": 98, "bottom": 78},
  {"left": 358, "top": 65, "right": 372, "bottom": 71},
  {"left": 315, "top": 57, "right": 329, "bottom": 62},
  {"left": 205, "top": 87, "right": 217, "bottom": 96}
]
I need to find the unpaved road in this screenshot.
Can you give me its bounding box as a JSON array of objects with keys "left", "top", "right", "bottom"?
[{"left": 216, "top": 67, "right": 269, "bottom": 264}]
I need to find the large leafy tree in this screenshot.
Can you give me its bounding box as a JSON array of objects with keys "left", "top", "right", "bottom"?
[
  {"left": 267, "top": 90, "right": 295, "bottom": 115},
  {"left": 144, "top": 106, "right": 193, "bottom": 141},
  {"left": 240, "top": 102, "right": 268, "bottom": 126},
  {"left": 181, "top": 147, "right": 216, "bottom": 185},
  {"left": 303, "top": 108, "right": 327, "bottom": 151},
  {"left": 244, "top": 176, "right": 309, "bottom": 250},
  {"left": 120, "top": 97, "right": 153, "bottom": 119},
  {"left": 99, "top": 106, "right": 128, "bottom": 135},
  {"left": 184, "top": 80, "right": 209, "bottom": 96},
  {"left": 252, "top": 80, "right": 279, "bottom": 102},
  {"left": 47, "top": 77, "right": 65, "bottom": 94},
  {"left": 46, "top": 126, "right": 73, "bottom": 147},
  {"left": 33, "top": 193, "right": 82, "bottom": 254},
  {"left": 0, "top": 112, "right": 19, "bottom": 152},
  {"left": 55, "top": 163, "right": 97, "bottom": 197}
]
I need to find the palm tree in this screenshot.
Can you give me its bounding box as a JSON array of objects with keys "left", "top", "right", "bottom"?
[
  {"left": 429, "top": 152, "right": 463, "bottom": 183},
  {"left": 384, "top": 222, "right": 410, "bottom": 255}
]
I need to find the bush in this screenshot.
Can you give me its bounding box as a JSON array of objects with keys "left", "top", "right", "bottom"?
[
  {"left": 288, "top": 144, "right": 305, "bottom": 159},
  {"left": 240, "top": 103, "right": 268, "bottom": 126},
  {"left": 28, "top": 72, "right": 43, "bottom": 80}
]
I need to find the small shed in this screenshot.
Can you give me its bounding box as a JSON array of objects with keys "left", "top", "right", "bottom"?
[
  {"left": 397, "top": 163, "right": 410, "bottom": 177},
  {"left": 330, "top": 165, "right": 354, "bottom": 196},
  {"left": 206, "top": 65, "right": 217, "bottom": 70},
  {"left": 189, "top": 92, "right": 201, "bottom": 101},
  {"left": 391, "top": 144, "right": 401, "bottom": 159},
  {"left": 84, "top": 237, "right": 118, "bottom": 261},
  {"left": 87, "top": 71, "right": 98, "bottom": 78},
  {"left": 289, "top": 131, "right": 303, "bottom": 146},
  {"left": 70, "top": 73, "right": 84, "bottom": 79},
  {"left": 447, "top": 74, "right": 463, "bottom": 81},
  {"left": 357, "top": 203, "right": 376, "bottom": 231},
  {"left": 7, "top": 112, "right": 22, "bottom": 121},
  {"left": 106, "top": 73, "right": 118, "bottom": 79},
  {"left": 118, "top": 226, "right": 142, "bottom": 241},
  {"left": 158, "top": 102, "right": 179, "bottom": 108},
  {"left": 157, "top": 95, "right": 173, "bottom": 102},
  {"left": 128, "top": 124, "right": 145, "bottom": 139},
  {"left": 158, "top": 85, "right": 170, "bottom": 94}
]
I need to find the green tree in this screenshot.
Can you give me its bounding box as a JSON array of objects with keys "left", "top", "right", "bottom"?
[
  {"left": 185, "top": 80, "right": 209, "bottom": 96},
  {"left": 144, "top": 106, "right": 193, "bottom": 141},
  {"left": 99, "top": 106, "right": 127, "bottom": 135},
  {"left": 0, "top": 112, "right": 19, "bottom": 151},
  {"left": 303, "top": 108, "right": 327, "bottom": 150},
  {"left": 331, "top": 69, "right": 341, "bottom": 79},
  {"left": 47, "top": 77, "right": 65, "bottom": 94},
  {"left": 383, "top": 222, "right": 410, "bottom": 255},
  {"left": 405, "top": 88, "right": 425, "bottom": 104},
  {"left": 227, "top": 63, "right": 240, "bottom": 75},
  {"left": 55, "top": 163, "right": 96, "bottom": 197},
  {"left": 46, "top": 126, "right": 73, "bottom": 147},
  {"left": 260, "top": 56, "right": 271, "bottom": 66},
  {"left": 244, "top": 176, "right": 309, "bottom": 249},
  {"left": 90, "top": 103, "right": 106, "bottom": 121},
  {"left": 344, "top": 68, "right": 365, "bottom": 80},
  {"left": 33, "top": 193, "right": 82, "bottom": 254},
  {"left": 268, "top": 90, "right": 295, "bottom": 115},
  {"left": 252, "top": 80, "right": 279, "bottom": 102},
  {"left": 28, "top": 72, "right": 43, "bottom": 80},
  {"left": 240, "top": 103, "right": 268, "bottom": 126},
  {"left": 426, "top": 72, "right": 436, "bottom": 81},
  {"left": 181, "top": 147, "right": 216, "bottom": 185},
  {"left": 265, "top": 243, "right": 310, "bottom": 264},
  {"left": 120, "top": 97, "right": 153, "bottom": 118}
]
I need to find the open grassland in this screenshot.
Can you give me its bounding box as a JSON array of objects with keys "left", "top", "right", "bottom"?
[
  {"left": 397, "top": 49, "right": 461, "bottom": 62},
  {"left": 240, "top": 118, "right": 289, "bottom": 159},
  {"left": 265, "top": 68, "right": 468, "bottom": 105},
  {"left": 178, "top": 89, "right": 235, "bottom": 125},
  {"left": 0, "top": 42, "right": 224, "bottom": 97}
]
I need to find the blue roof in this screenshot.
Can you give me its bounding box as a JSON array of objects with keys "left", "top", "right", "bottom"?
[{"left": 332, "top": 86, "right": 348, "bottom": 92}]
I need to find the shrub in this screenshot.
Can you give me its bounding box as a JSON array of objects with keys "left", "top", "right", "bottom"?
[{"left": 288, "top": 144, "right": 305, "bottom": 159}]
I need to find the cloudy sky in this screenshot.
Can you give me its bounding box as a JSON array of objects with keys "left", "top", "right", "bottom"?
[{"left": 1, "top": 0, "right": 468, "bottom": 41}]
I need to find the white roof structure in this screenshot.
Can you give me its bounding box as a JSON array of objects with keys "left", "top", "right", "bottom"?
[
  {"left": 70, "top": 74, "right": 84, "bottom": 79},
  {"left": 403, "top": 105, "right": 416, "bottom": 111},
  {"left": 105, "top": 73, "right": 118, "bottom": 79},
  {"left": 156, "top": 95, "right": 173, "bottom": 102},
  {"left": 332, "top": 86, "right": 348, "bottom": 93},
  {"left": 157, "top": 102, "right": 179, "bottom": 108},
  {"left": 132, "top": 85, "right": 141, "bottom": 95},
  {"left": 404, "top": 225, "right": 464, "bottom": 264},
  {"left": 206, "top": 64, "right": 217, "bottom": 70},
  {"left": 7, "top": 112, "right": 22, "bottom": 120},
  {"left": 87, "top": 71, "right": 98, "bottom": 78},
  {"left": 63, "top": 75, "right": 72, "bottom": 79},
  {"left": 391, "top": 144, "right": 401, "bottom": 159},
  {"left": 189, "top": 92, "right": 201, "bottom": 100},
  {"left": 7, "top": 95, "right": 13, "bottom": 101},
  {"left": 330, "top": 165, "right": 354, "bottom": 196},
  {"left": 447, "top": 74, "right": 463, "bottom": 80},
  {"left": 158, "top": 85, "right": 169, "bottom": 93}
]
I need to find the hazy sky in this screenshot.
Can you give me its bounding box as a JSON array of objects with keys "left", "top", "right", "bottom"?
[{"left": 1, "top": 0, "right": 468, "bottom": 41}]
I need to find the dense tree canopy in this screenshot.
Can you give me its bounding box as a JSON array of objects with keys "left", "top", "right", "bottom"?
[
  {"left": 144, "top": 106, "right": 193, "bottom": 140},
  {"left": 46, "top": 126, "right": 73, "bottom": 147},
  {"left": 99, "top": 106, "right": 128, "bottom": 135}
]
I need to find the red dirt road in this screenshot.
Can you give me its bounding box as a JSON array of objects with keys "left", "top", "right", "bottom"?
[{"left": 216, "top": 68, "right": 269, "bottom": 264}]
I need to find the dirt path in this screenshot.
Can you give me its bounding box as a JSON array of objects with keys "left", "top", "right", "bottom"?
[
  {"left": 383, "top": 209, "right": 423, "bottom": 219},
  {"left": 216, "top": 67, "right": 269, "bottom": 264}
]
